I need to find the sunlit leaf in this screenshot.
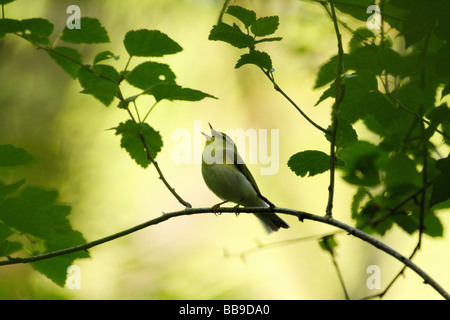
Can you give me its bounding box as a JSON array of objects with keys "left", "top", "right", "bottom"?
[
  {"left": 429, "top": 155, "right": 450, "bottom": 208},
  {"left": 47, "top": 46, "right": 82, "bottom": 79},
  {"left": 0, "top": 144, "right": 35, "bottom": 167},
  {"left": 61, "top": 17, "right": 109, "bottom": 44},
  {"left": 235, "top": 50, "right": 272, "bottom": 70},
  {"left": 288, "top": 150, "right": 331, "bottom": 177},
  {"left": 0, "top": 186, "right": 89, "bottom": 286},
  {"left": 226, "top": 5, "right": 256, "bottom": 28},
  {"left": 114, "top": 120, "right": 163, "bottom": 168},
  {"left": 209, "top": 23, "right": 254, "bottom": 49},
  {"left": 124, "top": 29, "right": 182, "bottom": 57},
  {"left": 318, "top": 236, "right": 338, "bottom": 253},
  {"left": 149, "top": 83, "right": 217, "bottom": 102},
  {"left": 77, "top": 64, "right": 120, "bottom": 106},
  {"left": 250, "top": 16, "right": 279, "bottom": 37},
  {"left": 126, "top": 61, "right": 176, "bottom": 90},
  {"left": 0, "top": 18, "right": 22, "bottom": 33}
]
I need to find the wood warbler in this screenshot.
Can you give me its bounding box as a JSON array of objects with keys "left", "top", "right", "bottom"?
[{"left": 201, "top": 123, "right": 289, "bottom": 233}]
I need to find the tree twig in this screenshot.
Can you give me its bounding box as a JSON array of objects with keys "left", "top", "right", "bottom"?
[
  {"left": 1, "top": 206, "right": 448, "bottom": 299},
  {"left": 321, "top": 235, "right": 350, "bottom": 299},
  {"left": 261, "top": 69, "right": 330, "bottom": 134},
  {"left": 325, "top": 0, "right": 345, "bottom": 217},
  {"left": 224, "top": 230, "right": 343, "bottom": 261},
  {"left": 138, "top": 134, "right": 192, "bottom": 208}
]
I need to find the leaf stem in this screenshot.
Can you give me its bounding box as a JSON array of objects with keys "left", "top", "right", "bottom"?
[
  {"left": 133, "top": 101, "right": 141, "bottom": 123},
  {"left": 142, "top": 101, "right": 159, "bottom": 123},
  {"left": 124, "top": 55, "right": 133, "bottom": 72}
]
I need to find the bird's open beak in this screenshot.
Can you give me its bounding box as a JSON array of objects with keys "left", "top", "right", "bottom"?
[
  {"left": 201, "top": 122, "right": 214, "bottom": 139},
  {"left": 201, "top": 131, "right": 211, "bottom": 139}
]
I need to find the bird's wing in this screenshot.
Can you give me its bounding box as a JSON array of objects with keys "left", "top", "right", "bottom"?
[{"left": 225, "top": 147, "right": 261, "bottom": 194}]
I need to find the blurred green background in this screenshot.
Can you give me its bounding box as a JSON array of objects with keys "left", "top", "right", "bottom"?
[{"left": 0, "top": 0, "right": 449, "bottom": 299}]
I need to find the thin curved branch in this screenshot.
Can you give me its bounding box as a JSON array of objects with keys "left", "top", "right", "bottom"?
[
  {"left": 138, "top": 134, "right": 192, "bottom": 208},
  {"left": 1, "top": 206, "right": 448, "bottom": 299},
  {"left": 261, "top": 69, "right": 330, "bottom": 134}
]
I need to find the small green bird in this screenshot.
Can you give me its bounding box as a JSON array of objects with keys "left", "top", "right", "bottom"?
[{"left": 201, "top": 123, "right": 289, "bottom": 233}]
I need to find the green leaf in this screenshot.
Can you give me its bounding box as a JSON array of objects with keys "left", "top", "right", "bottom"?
[
  {"left": 254, "top": 37, "right": 283, "bottom": 44},
  {"left": 124, "top": 29, "right": 182, "bottom": 57},
  {"left": 0, "top": 222, "right": 14, "bottom": 242},
  {"left": 208, "top": 23, "right": 254, "bottom": 49},
  {"left": 347, "top": 45, "right": 381, "bottom": 75},
  {"left": 338, "top": 141, "right": 384, "bottom": 186},
  {"left": 148, "top": 83, "right": 217, "bottom": 102},
  {"left": 383, "top": 153, "right": 421, "bottom": 190},
  {"left": 325, "top": 113, "right": 358, "bottom": 149},
  {"left": 314, "top": 54, "right": 350, "bottom": 89},
  {"left": 429, "top": 155, "right": 450, "bottom": 208},
  {"left": 351, "top": 188, "right": 370, "bottom": 219},
  {"left": 316, "top": 72, "right": 378, "bottom": 125},
  {"left": 318, "top": 236, "right": 338, "bottom": 253},
  {"left": 0, "top": 0, "right": 16, "bottom": 4},
  {"left": 125, "top": 61, "right": 176, "bottom": 90},
  {"left": 250, "top": 16, "right": 279, "bottom": 37},
  {"left": 348, "top": 27, "right": 375, "bottom": 52},
  {"left": 114, "top": 120, "right": 163, "bottom": 168},
  {"left": 21, "top": 18, "right": 53, "bottom": 36},
  {"left": 340, "top": 73, "right": 378, "bottom": 124},
  {"left": 287, "top": 150, "right": 331, "bottom": 177},
  {"left": 235, "top": 50, "right": 272, "bottom": 70},
  {"left": 0, "top": 240, "right": 23, "bottom": 257},
  {"left": 0, "top": 179, "right": 25, "bottom": 202},
  {"left": 426, "top": 104, "right": 450, "bottom": 125},
  {"left": 31, "top": 252, "right": 84, "bottom": 287},
  {"left": 393, "top": 211, "right": 443, "bottom": 238},
  {"left": 60, "top": 17, "right": 109, "bottom": 44},
  {"left": 226, "top": 5, "right": 256, "bottom": 28},
  {"left": 392, "top": 214, "right": 418, "bottom": 235},
  {"left": 0, "top": 18, "right": 22, "bottom": 33},
  {"left": 0, "top": 144, "right": 35, "bottom": 167},
  {"left": 47, "top": 46, "right": 82, "bottom": 79},
  {"left": 383, "top": 1, "right": 409, "bottom": 31},
  {"left": 441, "top": 83, "right": 450, "bottom": 100},
  {"left": 362, "top": 90, "right": 406, "bottom": 133},
  {"left": 77, "top": 64, "right": 120, "bottom": 106},
  {"left": 21, "top": 18, "right": 54, "bottom": 45},
  {"left": 401, "top": 1, "right": 438, "bottom": 48},
  {"left": 314, "top": 83, "right": 335, "bottom": 107},
  {"left": 0, "top": 186, "right": 89, "bottom": 286},
  {"left": 93, "top": 50, "right": 118, "bottom": 64},
  {"left": 423, "top": 213, "right": 443, "bottom": 237},
  {"left": 333, "top": 0, "right": 375, "bottom": 21}
]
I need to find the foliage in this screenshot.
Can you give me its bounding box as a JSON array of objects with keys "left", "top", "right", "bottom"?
[
  {"left": 0, "top": 0, "right": 215, "bottom": 286},
  {"left": 0, "top": 145, "right": 89, "bottom": 286},
  {"left": 0, "top": 0, "right": 449, "bottom": 297},
  {"left": 207, "top": 1, "right": 449, "bottom": 239}
]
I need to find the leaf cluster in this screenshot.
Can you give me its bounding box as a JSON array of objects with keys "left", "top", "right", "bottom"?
[
  {"left": 209, "top": 2, "right": 450, "bottom": 238},
  {"left": 0, "top": 145, "right": 89, "bottom": 287},
  {"left": 310, "top": 0, "right": 450, "bottom": 237},
  {"left": 0, "top": 0, "right": 216, "bottom": 286},
  {"left": 209, "top": 5, "right": 282, "bottom": 71}
]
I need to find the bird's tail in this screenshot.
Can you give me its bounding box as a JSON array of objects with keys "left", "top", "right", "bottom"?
[
  {"left": 251, "top": 201, "right": 289, "bottom": 234},
  {"left": 254, "top": 212, "right": 290, "bottom": 234}
]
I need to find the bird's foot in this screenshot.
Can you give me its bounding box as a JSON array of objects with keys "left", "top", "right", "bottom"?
[
  {"left": 212, "top": 201, "right": 228, "bottom": 216},
  {"left": 233, "top": 203, "right": 241, "bottom": 217}
]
